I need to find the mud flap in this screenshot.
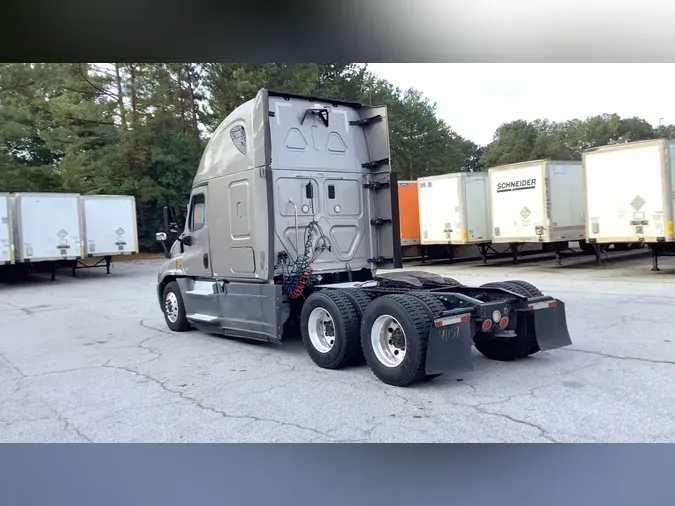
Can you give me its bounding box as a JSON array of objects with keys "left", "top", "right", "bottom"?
[
  {"left": 529, "top": 299, "right": 572, "bottom": 351},
  {"left": 425, "top": 313, "right": 475, "bottom": 375}
]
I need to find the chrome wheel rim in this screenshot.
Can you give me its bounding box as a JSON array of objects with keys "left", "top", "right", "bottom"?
[
  {"left": 165, "top": 292, "right": 179, "bottom": 323},
  {"left": 371, "top": 314, "right": 406, "bottom": 367},
  {"left": 307, "top": 307, "right": 336, "bottom": 353}
]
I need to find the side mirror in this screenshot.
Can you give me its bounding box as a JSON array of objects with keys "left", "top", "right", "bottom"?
[
  {"left": 155, "top": 231, "right": 171, "bottom": 258},
  {"left": 163, "top": 205, "right": 179, "bottom": 234},
  {"left": 178, "top": 235, "right": 192, "bottom": 247}
]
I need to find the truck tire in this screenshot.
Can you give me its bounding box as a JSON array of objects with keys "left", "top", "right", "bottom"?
[
  {"left": 300, "top": 289, "right": 362, "bottom": 370},
  {"left": 481, "top": 280, "right": 538, "bottom": 297},
  {"left": 407, "top": 292, "right": 447, "bottom": 380},
  {"left": 503, "top": 280, "right": 543, "bottom": 297},
  {"left": 407, "top": 292, "right": 446, "bottom": 318},
  {"left": 162, "top": 281, "right": 191, "bottom": 332},
  {"left": 476, "top": 281, "right": 540, "bottom": 359},
  {"left": 441, "top": 276, "right": 463, "bottom": 287},
  {"left": 360, "top": 294, "right": 433, "bottom": 387},
  {"left": 342, "top": 289, "right": 375, "bottom": 318},
  {"left": 480, "top": 281, "right": 514, "bottom": 292},
  {"left": 473, "top": 332, "right": 535, "bottom": 362},
  {"left": 341, "top": 289, "right": 376, "bottom": 365}
]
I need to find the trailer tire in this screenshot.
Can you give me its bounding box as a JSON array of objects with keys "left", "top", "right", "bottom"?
[
  {"left": 301, "top": 289, "right": 362, "bottom": 370},
  {"left": 361, "top": 295, "right": 433, "bottom": 387},
  {"left": 162, "top": 281, "right": 191, "bottom": 332},
  {"left": 504, "top": 280, "right": 543, "bottom": 297}
]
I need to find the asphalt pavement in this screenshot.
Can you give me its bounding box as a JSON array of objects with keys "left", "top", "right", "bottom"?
[{"left": 1, "top": 250, "right": 674, "bottom": 442}]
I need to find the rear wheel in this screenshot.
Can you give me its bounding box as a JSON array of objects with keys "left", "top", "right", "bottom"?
[
  {"left": 441, "top": 276, "right": 463, "bottom": 287},
  {"left": 360, "top": 295, "right": 433, "bottom": 387},
  {"left": 480, "top": 281, "right": 516, "bottom": 292},
  {"left": 473, "top": 333, "right": 535, "bottom": 361},
  {"left": 301, "top": 290, "right": 361, "bottom": 369},
  {"left": 341, "top": 289, "right": 376, "bottom": 365},
  {"left": 503, "top": 280, "right": 543, "bottom": 297},
  {"left": 407, "top": 292, "right": 447, "bottom": 380},
  {"left": 476, "top": 281, "right": 540, "bottom": 360},
  {"left": 342, "top": 289, "right": 375, "bottom": 318}
]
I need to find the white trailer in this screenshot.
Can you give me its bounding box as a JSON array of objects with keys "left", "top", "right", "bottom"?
[
  {"left": 80, "top": 195, "right": 139, "bottom": 258},
  {"left": 489, "top": 159, "right": 585, "bottom": 251},
  {"left": 418, "top": 172, "right": 491, "bottom": 246},
  {"left": 583, "top": 139, "right": 675, "bottom": 270},
  {"left": 0, "top": 193, "right": 14, "bottom": 265},
  {"left": 11, "top": 193, "right": 83, "bottom": 264}
]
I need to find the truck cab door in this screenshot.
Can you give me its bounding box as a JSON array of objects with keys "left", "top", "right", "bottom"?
[{"left": 180, "top": 187, "right": 212, "bottom": 278}]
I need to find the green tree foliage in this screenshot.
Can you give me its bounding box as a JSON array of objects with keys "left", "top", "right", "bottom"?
[
  {"left": 1, "top": 62, "right": 671, "bottom": 250},
  {"left": 482, "top": 113, "right": 664, "bottom": 168}
]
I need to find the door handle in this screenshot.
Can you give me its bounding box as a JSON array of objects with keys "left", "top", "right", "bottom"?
[{"left": 203, "top": 253, "right": 209, "bottom": 269}]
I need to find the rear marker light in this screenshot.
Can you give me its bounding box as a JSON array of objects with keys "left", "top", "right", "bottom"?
[
  {"left": 434, "top": 314, "right": 472, "bottom": 327},
  {"left": 481, "top": 319, "right": 492, "bottom": 331},
  {"left": 499, "top": 317, "right": 509, "bottom": 329},
  {"left": 528, "top": 300, "right": 557, "bottom": 311}
]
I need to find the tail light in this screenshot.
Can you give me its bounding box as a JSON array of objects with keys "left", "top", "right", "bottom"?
[
  {"left": 481, "top": 319, "right": 492, "bottom": 331},
  {"left": 499, "top": 317, "right": 510, "bottom": 329}
]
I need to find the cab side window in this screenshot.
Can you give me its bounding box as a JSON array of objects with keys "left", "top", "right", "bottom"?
[{"left": 189, "top": 193, "right": 206, "bottom": 231}]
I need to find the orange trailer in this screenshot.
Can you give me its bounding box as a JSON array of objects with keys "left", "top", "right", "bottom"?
[{"left": 397, "top": 180, "right": 421, "bottom": 246}]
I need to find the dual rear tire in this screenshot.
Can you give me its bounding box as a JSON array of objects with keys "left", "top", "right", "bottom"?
[
  {"left": 300, "top": 290, "right": 444, "bottom": 387},
  {"left": 473, "top": 280, "right": 542, "bottom": 361}
]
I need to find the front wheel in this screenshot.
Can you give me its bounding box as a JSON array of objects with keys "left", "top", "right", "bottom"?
[{"left": 162, "top": 281, "right": 191, "bottom": 332}]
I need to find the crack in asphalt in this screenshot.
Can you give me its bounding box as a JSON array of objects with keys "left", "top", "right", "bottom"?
[
  {"left": 471, "top": 405, "right": 560, "bottom": 442},
  {"left": 0, "top": 351, "right": 26, "bottom": 377},
  {"left": 92, "top": 401, "right": 186, "bottom": 424},
  {"left": 2, "top": 302, "right": 35, "bottom": 316},
  {"left": 139, "top": 319, "right": 173, "bottom": 336},
  {"left": 562, "top": 348, "right": 675, "bottom": 366},
  {"left": 367, "top": 359, "right": 607, "bottom": 443},
  {"left": 57, "top": 414, "right": 94, "bottom": 443},
  {"left": 100, "top": 362, "right": 339, "bottom": 442}
]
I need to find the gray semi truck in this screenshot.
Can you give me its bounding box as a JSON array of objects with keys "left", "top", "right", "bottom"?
[{"left": 155, "top": 89, "right": 572, "bottom": 387}]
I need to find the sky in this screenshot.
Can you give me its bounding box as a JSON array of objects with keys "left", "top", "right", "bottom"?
[{"left": 367, "top": 63, "right": 675, "bottom": 146}]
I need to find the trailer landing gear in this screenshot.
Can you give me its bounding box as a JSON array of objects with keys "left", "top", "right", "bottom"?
[
  {"left": 72, "top": 255, "right": 113, "bottom": 275},
  {"left": 651, "top": 247, "right": 660, "bottom": 272}
]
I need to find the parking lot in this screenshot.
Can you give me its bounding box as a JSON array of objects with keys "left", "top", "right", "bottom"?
[{"left": 2, "top": 250, "right": 675, "bottom": 443}]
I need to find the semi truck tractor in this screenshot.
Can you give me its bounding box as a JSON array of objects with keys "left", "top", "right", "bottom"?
[{"left": 155, "top": 89, "right": 572, "bottom": 387}]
